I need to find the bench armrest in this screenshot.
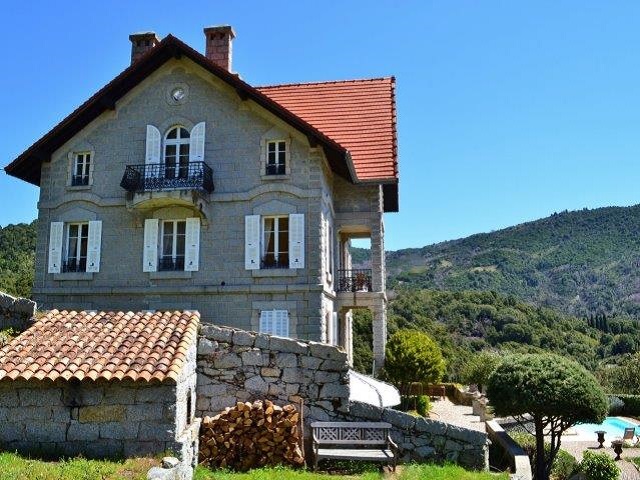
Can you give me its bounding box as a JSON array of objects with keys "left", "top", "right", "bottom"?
[{"left": 387, "top": 434, "right": 399, "bottom": 453}]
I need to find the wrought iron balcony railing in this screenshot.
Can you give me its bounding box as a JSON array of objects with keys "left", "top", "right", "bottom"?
[
  {"left": 158, "top": 256, "right": 185, "bottom": 272},
  {"left": 62, "top": 259, "right": 87, "bottom": 273},
  {"left": 120, "top": 162, "right": 214, "bottom": 194},
  {"left": 71, "top": 174, "right": 90, "bottom": 186},
  {"left": 337, "top": 269, "right": 373, "bottom": 293}
]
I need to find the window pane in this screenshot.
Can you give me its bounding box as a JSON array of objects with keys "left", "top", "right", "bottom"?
[
  {"left": 69, "top": 224, "right": 79, "bottom": 239},
  {"left": 80, "top": 236, "right": 88, "bottom": 259},
  {"left": 177, "top": 221, "right": 186, "bottom": 235},
  {"left": 268, "top": 142, "right": 275, "bottom": 153},
  {"left": 278, "top": 141, "right": 286, "bottom": 152},
  {"left": 278, "top": 231, "right": 289, "bottom": 255},
  {"left": 176, "top": 233, "right": 185, "bottom": 256},
  {"left": 167, "top": 128, "right": 177, "bottom": 139},
  {"left": 267, "top": 150, "right": 275, "bottom": 165},
  {"left": 179, "top": 128, "right": 190, "bottom": 139},
  {"left": 278, "top": 150, "right": 286, "bottom": 165},
  {"left": 279, "top": 217, "right": 289, "bottom": 232}
]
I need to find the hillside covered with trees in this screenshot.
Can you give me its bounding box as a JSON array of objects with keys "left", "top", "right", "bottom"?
[
  {"left": 0, "top": 221, "right": 36, "bottom": 299},
  {"left": 355, "top": 204, "right": 640, "bottom": 318}
]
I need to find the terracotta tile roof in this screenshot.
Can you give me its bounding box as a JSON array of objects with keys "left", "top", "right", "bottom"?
[
  {"left": 257, "top": 77, "right": 398, "bottom": 182},
  {"left": 0, "top": 310, "right": 199, "bottom": 383}
]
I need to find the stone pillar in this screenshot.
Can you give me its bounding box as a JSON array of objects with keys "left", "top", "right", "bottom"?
[
  {"left": 372, "top": 301, "right": 387, "bottom": 372},
  {"left": 370, "top": 216, "right": 385, "bottom": 292}
]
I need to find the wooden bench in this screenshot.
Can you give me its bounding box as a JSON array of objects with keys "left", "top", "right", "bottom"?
[{"left": 311, "top": 421, "right": 398, "bottom": 470}]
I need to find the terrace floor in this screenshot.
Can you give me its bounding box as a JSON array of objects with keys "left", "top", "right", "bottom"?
[
  {"left": 428, "top": 397, "right": 485, "bottom": 432},
  {"left": 560, "top": 441, "right": 640, "bottom": 479}
]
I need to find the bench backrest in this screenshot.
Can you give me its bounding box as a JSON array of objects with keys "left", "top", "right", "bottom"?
[{"left": 311, "top": 422, "right": 392, "bottom": 445}]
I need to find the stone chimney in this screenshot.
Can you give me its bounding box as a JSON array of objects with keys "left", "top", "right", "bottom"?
[
  {"left": 203, "top": 25, "right": 235, "bottom": 71},
  {"left": 129, "top": 32, "right": 160, "bottom": 64}
]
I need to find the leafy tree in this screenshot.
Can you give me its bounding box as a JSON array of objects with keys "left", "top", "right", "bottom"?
[
  {"left": 460, "top": 350, "right": 501, "bottom": 391},
  {"left": 384, "top": 329, "right": 445, "bottom": 388},
  {"left": 487, "top": 353, "right": 608, "bottom": 480},
  {"left": 596, "top": 352, "right": 640, "bottom": 394}
]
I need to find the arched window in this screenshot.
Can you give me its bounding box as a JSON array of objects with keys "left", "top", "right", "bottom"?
[{"left": 164, "top": 126, "right": 190, "bottom": 179}]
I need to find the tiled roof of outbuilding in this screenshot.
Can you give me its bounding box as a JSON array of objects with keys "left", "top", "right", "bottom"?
[
  {"left": 0, "top": 310, "right": 199, "bottom": 383},
  {"left": 257, "top": 77, "right": 398, "bottom": 182}
]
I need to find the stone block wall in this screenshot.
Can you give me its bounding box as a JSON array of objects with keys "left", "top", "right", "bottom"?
[
  {"left": 349, "top": 401, "right": 488, "bottom": 470},
  {"left": 195, "top": 325, "right": 488, "bottom": 470},
  {"left": 0, "top": 291, "right": 36, "bottom": 331},
  {"left": 0, "top": 378, "right": 187, "bottom": 459},
  {"left": 196, "top": 325, "right": 350, "bottom": 424}
]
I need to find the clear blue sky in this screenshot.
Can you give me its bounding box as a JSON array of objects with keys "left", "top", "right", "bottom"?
[{"left": 2, "top": 1, "right": 640, "bottom": 251}]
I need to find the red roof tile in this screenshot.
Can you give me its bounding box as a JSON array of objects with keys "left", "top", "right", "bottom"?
[
  {"left": 0, "top": 310, "right": 199, "bottom": 383},
  {"left": 257, "top": 78, "right": 398, "bottom": 181}
]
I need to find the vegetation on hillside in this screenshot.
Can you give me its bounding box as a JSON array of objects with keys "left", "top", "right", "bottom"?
[
  {"left": 0, "top": 221, "right": 36, "bottom": 299},
  {"left": 356, "top": 204, "right": 640, "bottom": 318}
]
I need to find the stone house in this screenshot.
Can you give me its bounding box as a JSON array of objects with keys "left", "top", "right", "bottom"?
[
  {"left": 4, "top": 25, "right": 399, "bottom": 368},
  {"left": 0, "top": 309, "right": 200, "bottom": 463}
]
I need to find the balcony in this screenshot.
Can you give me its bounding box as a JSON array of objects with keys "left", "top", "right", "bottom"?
[
  {"left": 120, "top": 162, "right": 213, "bottom": 210},
  {"left": 62, "top": 259, "right": 87, "bottom": 273},
  {"left": 120, "top": 162, "right": 213, "bottom": 194},
  {"left": 337, "top": 269, "right": 373, "bottom": 293}
]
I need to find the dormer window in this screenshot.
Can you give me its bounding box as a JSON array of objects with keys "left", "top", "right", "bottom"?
[
  {"left": 164, "top": 126, "right": 190, "bottom": 179},
  {"left": 266, "top": 141, "right": 286, "bottom": 175},
  {"left": 72, "top": 153, "right": 91, "bottom": 186}
]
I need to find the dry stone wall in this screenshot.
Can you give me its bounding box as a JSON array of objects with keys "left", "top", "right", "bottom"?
[
  {"left": 0, "top": 291, "right": 36, "bottom": 331},
  {"left": 349, "top": 401, "right": 488, "bottom": 470},
  {"left": 195, "top": 325, "right": 488, "bottom": 470},
  {"left": 196, "top": 325, "right": 350, "bottom": 423}
]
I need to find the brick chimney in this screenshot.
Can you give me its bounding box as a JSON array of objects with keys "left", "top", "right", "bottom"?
[
  {"left": 203, "top": 25, "right": 235, "bottom": 71},
  {"left": 129, "top": 32, "right": 160, "bottom": 64}
]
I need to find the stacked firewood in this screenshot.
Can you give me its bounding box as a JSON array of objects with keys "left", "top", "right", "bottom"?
[{"left": 199, "top": 400, "right": 305, "bottom": 471}]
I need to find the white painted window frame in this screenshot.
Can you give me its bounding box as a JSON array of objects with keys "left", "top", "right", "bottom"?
[
  {"left": 163, "top": 126, "right": 190, "bottom": 178},
  {"left": 160, "top": 219, "right": 187, "bottom": 266},
  {"left": 261, "top": 215, "right": 289, "bottom": 266},
  {"left": 265, "top": 140, "right": 287, "bottom": 175},
  {"left": 65, "top": 222, "right": 89, "bottom": 270}
]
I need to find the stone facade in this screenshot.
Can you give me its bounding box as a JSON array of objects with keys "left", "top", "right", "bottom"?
[
  {"left": 0, "top": 331, "right": 198, "bottom": 465},
  {"left": 32, "top": 54, "right": 389, "bottom": 364},
  {"left": 349, "top": 401, "right": 488, "bottom": 470},
  {"left": 0, "top": 291, "right": 36, "bottom": 331},
  {"left": 195, "top": 325, "right": 488, "bottom": 470},
  {"left": 196, "top": 324, "right": 350, "bottom": 424}
]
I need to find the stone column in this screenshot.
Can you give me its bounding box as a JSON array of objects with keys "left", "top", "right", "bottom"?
[
  {"left": 370, "top": 216, "right": 385, "bottom": 292},
  {"left": 372, "top": 301, "right": 387, "bottom": 372}
]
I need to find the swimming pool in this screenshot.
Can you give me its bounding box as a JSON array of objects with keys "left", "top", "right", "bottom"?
[{"left": 571, "top": 417, "right": 639, "bottom": 441}]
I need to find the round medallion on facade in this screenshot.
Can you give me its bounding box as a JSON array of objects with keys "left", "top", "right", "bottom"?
[{"left": 166, "top": 83, "right": 189, "bottom": 105}]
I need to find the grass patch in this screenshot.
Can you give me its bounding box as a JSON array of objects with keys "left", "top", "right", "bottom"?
[
  {"left": 195, "top": 463, "right": 509, "bottom": 480},
  {"left": 0, "top": 452, "right": 156, "bottom": 480}
]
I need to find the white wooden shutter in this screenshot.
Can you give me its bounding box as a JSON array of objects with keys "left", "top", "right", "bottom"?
[
  {"left": 260, "top": 310, "right": 290, "bottom": 337},
  {"left": 289, "top": 214, "right": 305, "bottom": 269},
  {"left": 86, "top": 221, "right": 102, "bottom": 273},
  {"left": 245, "top": 215, "right": 261, "bottom": 270},
  {"left": 143, "top": 219, "right": 159, "bottom": 272},
  {"left": 145, "top": 125, "right": 161, "bottom": 165},
  {"left": 48, "top": 222, "right": 64, "bottom": 274},
  {"left": 185, "top": 217, "right": 201, "bottom": 272},
  {"left": 274, "top": 310, "right": 290, "bottom": 337},
  {"left": 189, "top": 122, "right": 206, "bottom": 162}
]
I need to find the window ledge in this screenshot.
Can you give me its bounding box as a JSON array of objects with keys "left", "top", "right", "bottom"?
[
  {"left": 252, "top": 269, "right": 298, "bottom": 277},
  {"left": 150, "top": 271, "right": 193, "bottom": 280},
  {"left": 53, "top": 272, "right": 94, "bottom": 281},
  {"left": 66, "top": 185, "right": 92, "bottom": 191},
  {"left": 261, "top": 174, "right": 290, "bottom": 181}
]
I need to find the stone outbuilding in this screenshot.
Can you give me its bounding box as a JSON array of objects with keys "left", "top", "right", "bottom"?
[{"left": 0, "top": 309, "right": 199, "bottom": 464}]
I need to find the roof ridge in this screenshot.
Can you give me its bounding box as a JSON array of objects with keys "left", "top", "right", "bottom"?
[{"left": 255, "top": 76, "right": 394, "bottom": 89}]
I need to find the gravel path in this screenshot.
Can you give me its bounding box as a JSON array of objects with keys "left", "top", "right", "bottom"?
[{"left": 428, "top": 397, "right": 485, "bottom": 432}]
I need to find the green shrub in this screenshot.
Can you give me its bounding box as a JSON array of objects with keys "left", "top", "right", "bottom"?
[
  {"left": 416, "top": 395, "right": 431, "bottom": 416},
  {"left": 606, "top": 394, "right": 640, "bottom": 416},
  {"left": 579, "top": 451, "right": 620, "bottom": 480},
  {"left": 509, "top": 431, "right": 578, "bottom": 480},
  {"left": 384, "top": 330, "right": 445, "bottom": 387},
  {"left": 461, "top": 351, "right": 501, "bottom": 391}
]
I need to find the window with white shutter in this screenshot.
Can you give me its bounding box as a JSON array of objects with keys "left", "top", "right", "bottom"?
[
  {"left": 145, "top": 125, "right": 162, "bottom": 165},
  {"left": 184, "top": 217, "right": 200, "bottom": 272},
  {"left": 189, "top": 122, "right": 206, "bottom": 162},
  {"left": 86, "top": 220, "right": 102, "bottom": 273},
  {"left": 48, "top": 222, "right": 64, "bottom": 274},
  {"left": 288, "top": 213, "right": 305, "bottom": 269},
  {"left": 143, "top": 218, "right": 159, "bottom": 272},
  {"left": 245, "top": 215, "right": 260, "bottom": 270},
  {"left": 63, "top": 222, "right": 89, "bottom": 272},
  {"left": 259, "top": 310, "right": 290, "bottom": 337}
]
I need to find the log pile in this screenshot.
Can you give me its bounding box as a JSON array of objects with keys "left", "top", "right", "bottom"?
[{"left": 199, "top": 400, "right": 305, "bottom": 471}]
